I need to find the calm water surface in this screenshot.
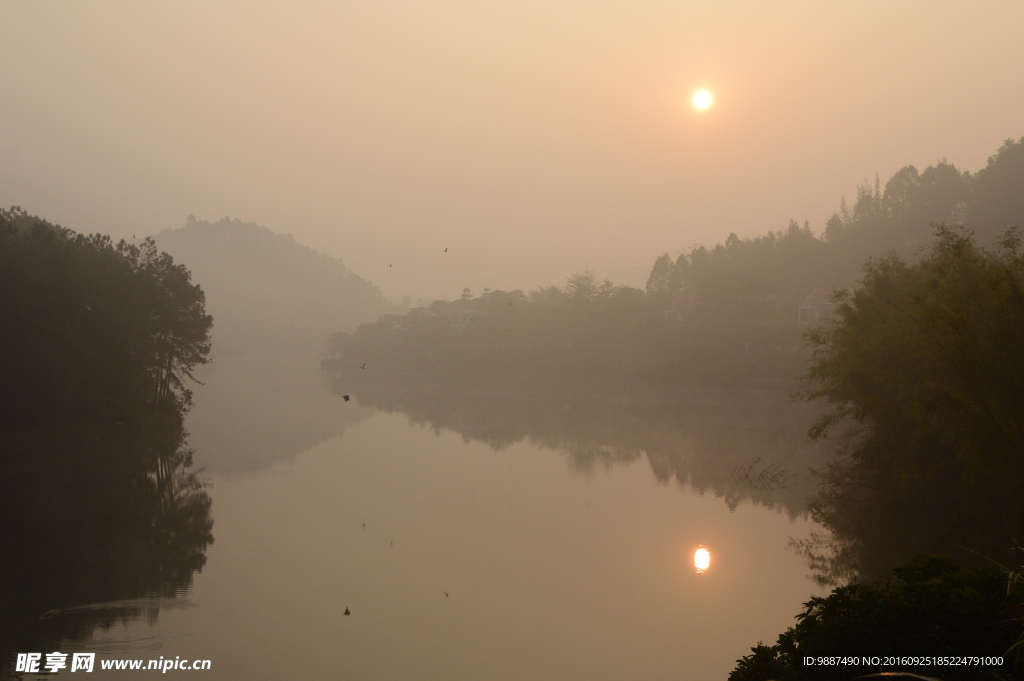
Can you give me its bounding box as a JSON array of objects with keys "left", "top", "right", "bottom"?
[{"left": 37, "top": 356, "right": 828, "bottom": 680}]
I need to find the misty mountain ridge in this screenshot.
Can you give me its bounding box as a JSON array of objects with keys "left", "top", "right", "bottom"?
[{"left": 154, "top": 216, "right": 389, "bottom": 355}]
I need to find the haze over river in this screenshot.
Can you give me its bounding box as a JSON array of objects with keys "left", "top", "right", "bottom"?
[{"left": 41, "top": 355, "right": 827, "bottom": 680}]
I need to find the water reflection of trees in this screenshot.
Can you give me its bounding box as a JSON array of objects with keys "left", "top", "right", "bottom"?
[
  {"left": 792, "top": 448, "right": 1024, "bottom": 588},
  {"left": 185, "top": 354, "right": 372, "bottom": 473},
  {"left": 0, "top": 426, "right": 213, "bottom": 668},
  {"left": 334, "top": 372, "right": 830, "bottom": 518}
]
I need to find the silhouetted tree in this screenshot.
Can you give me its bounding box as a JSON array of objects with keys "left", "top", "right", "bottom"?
[
  {"left": 645, "top": 253, "right": 674, "bottom": 298},
  {"left": 0, "top": 208, "right": 215, "bottom": 667},
  {"left": 0, "top": 208, "right": 211, "bottom": 425}
]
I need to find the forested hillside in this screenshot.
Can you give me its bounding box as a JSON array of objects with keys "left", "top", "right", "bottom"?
[
  {"left": 325, "top": 138, "right": 1024, "bottom": 382},
  {"left": 645, "top": 137, "right": 1024, "bottom": 308},
  {"left": 155, "top": 217, "right": 389, "bottom": 355}
]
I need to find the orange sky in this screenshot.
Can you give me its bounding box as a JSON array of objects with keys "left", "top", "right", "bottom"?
[{"left": 2, "top": 1, "right": 1022, "bottom": 300}]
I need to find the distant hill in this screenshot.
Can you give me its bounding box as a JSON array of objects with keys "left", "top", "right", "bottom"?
[{"left": 154, "top": 217, "right": 388, "bottom": 355}]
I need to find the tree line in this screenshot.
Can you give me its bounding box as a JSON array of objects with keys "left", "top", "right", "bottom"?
[
  {"left": 325, "top": 138, "right": 1024, "bottom": 383},
  {"left": 647, "top": 137, "right": 1024, "bottom": 306}
]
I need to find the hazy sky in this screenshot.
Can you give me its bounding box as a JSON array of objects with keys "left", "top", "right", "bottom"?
[{"left": 3, "top": 1, "right": 1023, "bottom": 301}]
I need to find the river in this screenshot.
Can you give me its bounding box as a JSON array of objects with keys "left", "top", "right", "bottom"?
[{"left": 14, "top": 354, "right": 829, "bottom": 680}]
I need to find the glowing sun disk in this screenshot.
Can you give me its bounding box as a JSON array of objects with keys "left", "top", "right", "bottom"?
[
  {"left": 694, "top": 547, "right": 711, "bottom": 573},
  {"left": 692, "top": 90, "right": 713, "bottom": 110}
]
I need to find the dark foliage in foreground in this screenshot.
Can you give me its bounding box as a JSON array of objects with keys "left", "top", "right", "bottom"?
[
  {"left": 736, "top": 224, "right": 1024, "bottom": 678},
  {"left": 0, "top": 207, "right": 212, "bottom": 426},
  {"left": 0, "top": 208, "right": 215, "bottom": 668},
  {"left": 798, "top": 225, "right": 1024, "bottom": 583},
  {"left": 730, "top": 554, "right": 1023, "bottom": 681}
]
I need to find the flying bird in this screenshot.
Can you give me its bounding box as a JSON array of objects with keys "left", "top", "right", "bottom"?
[
  {"left": 344, "top": 607, "right": 350, "bottom": 616},
  {"left": 389, "top": 264, "right": 392, "bottom": 268},
  {"left": 343, "top": 395, "right": 350, "bottom": 402},
  {"left": 444, "top": 248, "right": 447, "bottom": 252},
  {"left": 360, "top": 363, "right": 366, "bottom": 369}
]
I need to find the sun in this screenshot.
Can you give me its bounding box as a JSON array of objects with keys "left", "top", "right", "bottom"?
[
  {"left": 692, "top": 90, "right": 713, "bottom": 110},
  {"left": 693, "top": 546, "right": 711, "bottom": 573}
]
